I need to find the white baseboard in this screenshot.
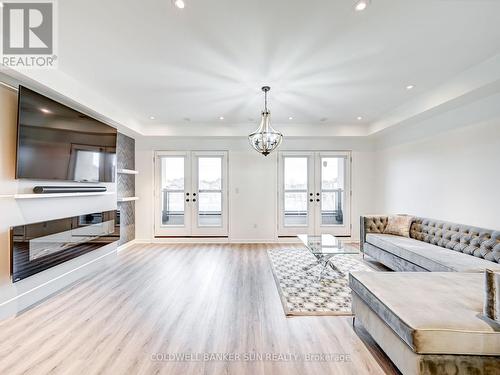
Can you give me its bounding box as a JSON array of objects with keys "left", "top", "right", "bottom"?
[
  {"left": 133, "top": 237, "right": 302, "bottom": 244},
  {"left": 133, "top": 238, "right": 152, "bottom": 244},
  {"left": 149, "top": 237, "right": 231, "bottom": 244},
  {"left": 117, "top": 239, "right": 138, "bottom": 252},
  {"left": 134, "top": 237, "right": 355, "bottom": 245},
  {"left": 135, "top": 238, "right": 277, "bottom": 244},
  {"left": 229, "top": 239, "right": 279, "bottom": 244}
]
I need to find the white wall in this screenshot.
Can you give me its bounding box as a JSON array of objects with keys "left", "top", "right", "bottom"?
[
  {"left": 0, "top": 84, "right": 118, "bottom": 320},
  {"left": 374, "top": 92, "right": 500, "bottom": 230},
  {"left": 135, "top": 136, "right": 376, "bottom": 242}
]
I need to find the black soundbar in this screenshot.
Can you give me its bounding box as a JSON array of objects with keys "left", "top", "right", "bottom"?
[{"left": 33, "top": 186, "right": 107, "bottom": 194}]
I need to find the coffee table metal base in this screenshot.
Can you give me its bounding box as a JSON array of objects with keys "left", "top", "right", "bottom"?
[
  {"left": 302, "top": 254, "right": 345, "bottom": 281},
  {"left": 297, "top": 234, "right": 359, "bottom": 281}
]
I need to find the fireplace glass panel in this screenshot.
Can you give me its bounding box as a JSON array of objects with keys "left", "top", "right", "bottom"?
[{"left": 11, "top": 210, "right": 119, "bottom": 282}]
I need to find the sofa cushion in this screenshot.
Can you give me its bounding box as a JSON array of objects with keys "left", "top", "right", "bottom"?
[
  {"left": 366, "top": 233, "right": 500, "bottom": 272},
  {"left": 349, "top": 272, "right": 500, "bottom": 355},
  {"left": 384, "top": 215, "right": 414, "bottom": 237}
]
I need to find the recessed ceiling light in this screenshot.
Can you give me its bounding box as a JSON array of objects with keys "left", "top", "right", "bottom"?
[
  {"left": 40, "top": 108, "right": 51, "bottom": 114},
  {"left": 149, "top": 116, "right": 155, "bottom": 120},
  {"left": 354, "top": 0, "right": 370, "bottom": 11},
  {"left": 357, "top": 116, "right": 363, "bottom": 120},
  {"left": 173, "top": 0, "right": 185, "bottom": 9},
  {"left": 288, "top": 116, "right": 293, "bottom": 120},
  {"left": 219, "top": 116, "right": 225, "bottom": 120},
  {"left": 406, "top": 84, "right": 415, "bottom": 90}
]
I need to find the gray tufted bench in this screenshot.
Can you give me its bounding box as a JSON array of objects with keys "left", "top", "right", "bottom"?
[
  {"left": 351, "top": 215, "right": 500, "bottom": 374},
  {"left": 350, "top": 272, "right": 500, "bottom": 375},
  {"left": 360, "top": 215, "right": 500, "bottom": 272}
]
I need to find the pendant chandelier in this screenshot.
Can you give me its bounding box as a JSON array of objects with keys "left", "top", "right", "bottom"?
[{"left": 248, "top": 86, "right": 283, "bottom": 156}]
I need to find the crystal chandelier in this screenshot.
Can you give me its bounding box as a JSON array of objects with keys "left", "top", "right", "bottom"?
[{"left": 248, "top": 86, "right": 283, "bottom": 156}]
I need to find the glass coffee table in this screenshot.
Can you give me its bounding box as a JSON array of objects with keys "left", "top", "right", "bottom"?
[{"left": 297, "top": 234, "right": 359, "bottom": 279}]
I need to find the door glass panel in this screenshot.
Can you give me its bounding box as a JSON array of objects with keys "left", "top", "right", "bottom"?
[
  {"left": 199, "top": 158, "right": 222, "bottom": 190},
  {"left": 198, "top": 157, "right": 222, "bottom": 227},
  {"left": 198, "top": 192, "right": 222, "bottom": 226},
  {"left": 284, "top": 192, "right": 307, "bottom": 226},
  {"left": 284, "top": 157, "right": 307, "bottom": 190},
  {"left": 321, "top": 157, "right": 345, "bottom": 225},
  {"left": 161, "top": 157, "right": 185, "bottom": 226},
  {"left": 283, "top": 157, "right": 308, "bottom": 226}
]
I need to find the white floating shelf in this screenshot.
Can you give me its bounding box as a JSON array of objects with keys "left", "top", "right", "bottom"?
[
  {"left": 117, "top": 196, "right": 139, "bottom": 202},
  {"left": 0, "top": 192, "right": 115, "bottom": 199},
  {"left": 117, "top": 169, "right": 138, "bottom": 175}
]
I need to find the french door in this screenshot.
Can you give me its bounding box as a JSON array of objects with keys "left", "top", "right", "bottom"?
[
  {"left": 278, "top": 151, "right": 351, "bottom": 237},
  {"left": 154, "top": 151, "right": 228, "bottom": 237}
]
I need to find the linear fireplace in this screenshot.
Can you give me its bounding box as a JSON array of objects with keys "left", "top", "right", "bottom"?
[{"left": 10, "top": 210, "right": 119, "bottom": 282}]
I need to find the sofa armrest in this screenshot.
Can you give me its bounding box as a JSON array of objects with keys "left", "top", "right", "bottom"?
[{"left": 360, "top": 215, "right": 389, "bottom": 252}]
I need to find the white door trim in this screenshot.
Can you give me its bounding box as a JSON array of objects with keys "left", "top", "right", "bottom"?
[
  {"left": 191, "top": 151, "right": 228, "bottom": 237},
  {"left": 315, "top": 151, "right": 352, "bottom": 236},
  {"left": 154, "top": 151, "right": 192, "bottom": 236},
  {"left": 277, "top": 151, "right": 315, "bottom": 236}
]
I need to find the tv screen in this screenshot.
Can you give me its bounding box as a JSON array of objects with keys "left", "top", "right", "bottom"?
[{"left": 16, "top": 86, "right": 117, "bottom": 183}]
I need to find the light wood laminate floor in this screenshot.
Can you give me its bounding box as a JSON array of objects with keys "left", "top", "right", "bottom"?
[{"left": 0, "top": 243, "right": 398, "bottom": 375}]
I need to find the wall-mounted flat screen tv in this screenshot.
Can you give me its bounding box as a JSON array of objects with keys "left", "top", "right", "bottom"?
[{"left": 16, "top": 86, "right": 117, "bottom": 183}]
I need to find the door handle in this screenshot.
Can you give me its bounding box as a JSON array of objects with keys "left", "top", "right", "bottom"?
[
  {"left": 309, "top": 199, "right": 313, "bottom": 202},
  {"left": 316, "top": 199, "right": 320, "bottom": 202},
  {"left": 186, "top": 199, "right": 190, "bottom": 202},
  {"left": 192, "top": 199, "right": 197, "bottom": 202}
]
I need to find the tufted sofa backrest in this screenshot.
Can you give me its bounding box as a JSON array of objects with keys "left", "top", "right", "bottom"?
[
  {"left": 363, "top": 216, "right": 388, "bottom": 234},
  {"left": 410, "top": 217, "right": 500, "bottom": 264}
]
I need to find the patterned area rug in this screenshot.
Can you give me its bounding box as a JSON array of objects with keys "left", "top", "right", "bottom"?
[{"left": 268, "top": 246, "right": 374, "bottom": 316}]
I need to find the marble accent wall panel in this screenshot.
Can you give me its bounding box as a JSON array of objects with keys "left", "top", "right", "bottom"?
[
  {"left": 117, "top": 133, "right": 135, "bottom": 170},
  {"left": 117, "top": 133, "right": 136, "bottom": 245},
  {"left": 118, "top": 174, "right": 135, "bottom": 198},
  {"left": 117, "top": 202, "right": 135, "bottom": 245}
]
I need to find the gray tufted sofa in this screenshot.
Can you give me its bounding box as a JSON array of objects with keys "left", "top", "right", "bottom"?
[
  {"left": 350, "top": 215, "right": 500, "bottom": 374},
  {"left": 360, "top": 215, "right": 500, "bottom": 272}
]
